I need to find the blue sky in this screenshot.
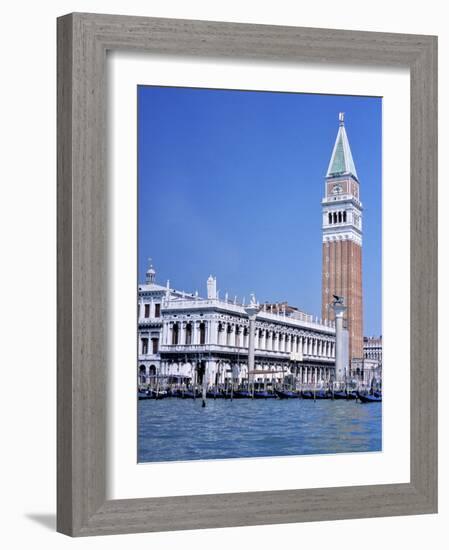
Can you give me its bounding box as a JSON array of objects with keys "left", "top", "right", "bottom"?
[{"left": 138, "top": 86, "right": 382, "bottom": 336}]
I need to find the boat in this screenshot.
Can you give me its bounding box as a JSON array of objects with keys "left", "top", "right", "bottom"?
[
  {"left": 301, "top": 390, "right": 314, "bottom": 399},
  {"left": 153, "top": 390, "right": 168, "bottom": 400},
  {"left": 301, "top": 389, "right": 330, "bottom": 399},
  {"left": 314, "top": 389, "right": 331, "bottom": 399},
  {"left": 332, "top": 390, "right": 348, "bottom": 399},
  {"left": 206, "top": 390, "right": 225, "bottom": 399},
  {"left": 275, "top": 389, "right": 300, "bottom": 399},
  {"left": 179, "top": 390, "right": 198, "bottom": 399},
  {"left": 253, "top": 390, "right": 276, "bottom": 399},
  {"left": 358, "top": 392, "right": 382, "bottom": 403},
  {"left": 138, "top": 390, "right": 151, "bottom": 400},
  {"left": 233, "top": 390, "right": 252, "bottom": 398}
]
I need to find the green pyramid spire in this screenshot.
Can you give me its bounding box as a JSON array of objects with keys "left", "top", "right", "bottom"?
[{"left": 326, "top": 113, "right": 358, "bottom": 180}]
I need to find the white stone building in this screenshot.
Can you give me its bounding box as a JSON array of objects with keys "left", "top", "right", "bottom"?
[
  {"left": 363, "top": 336, "right": 383, "bottom": 366},
  {"left": 138, "top": 262, "right": 339, "bottom": 389},
  {"left": 345, "top": 336, "right": 382, "bottom": 387}
]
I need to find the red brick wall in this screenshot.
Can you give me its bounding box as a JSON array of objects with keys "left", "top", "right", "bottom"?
[{"left": 322, "top": 239, "right": 363, "bottom": 360}]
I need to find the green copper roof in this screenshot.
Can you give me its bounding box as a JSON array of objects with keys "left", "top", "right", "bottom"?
[{"left": 326, "top": 115, "right": 358, "bottom": 179}]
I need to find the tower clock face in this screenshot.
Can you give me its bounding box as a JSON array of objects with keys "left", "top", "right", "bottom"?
[{"left": 332, "top": 184, "right": 343, "bottom": 194}]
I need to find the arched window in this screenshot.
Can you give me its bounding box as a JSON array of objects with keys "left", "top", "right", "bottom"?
[
  {"left": 141, "top": 337, "right": 148, "bottom": 355},
  {"left": 343, "top": 211, "right": 347, "bottom": 222},
  {"left": 199, "top": 321, "right": 206, "bottom": 345},
  {"left": 185, "top": 322, "right": 192, "bottom": 345},
  {"left": 333, "top": 212, "right": 337, "bottom": 224},
  {"left": 328, "top": 212, "right": 332, "bottom": 224},
  {"left": 338, "top": 211, "right": 342, "bottom": 223},
  {"left": 226, "top": 324, "right": 232, "bottom": 346},
  {"left": 139, "top": 364, "right": 147, "bottom": 384},
  {"left": 151, "top": 338, "right": 159, "bottom": 354},
  {"left": 171, "top": 323, "right": 179, "bottom": 345},
  {"left": 217, "top": 322, "right": 223, "bottom": 345}
]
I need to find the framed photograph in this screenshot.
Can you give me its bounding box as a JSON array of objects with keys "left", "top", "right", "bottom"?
[{"left": 57, "top": 13, "right": 437, "bottom": 536}]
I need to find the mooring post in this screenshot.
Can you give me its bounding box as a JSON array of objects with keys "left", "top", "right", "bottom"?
[{"left": 202, "top": 362, "right": 207, "bottom": 407}]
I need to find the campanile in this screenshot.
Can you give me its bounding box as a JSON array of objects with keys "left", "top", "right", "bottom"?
[{"left": 322, "top": 113, "right": 363, "bottom": 360}]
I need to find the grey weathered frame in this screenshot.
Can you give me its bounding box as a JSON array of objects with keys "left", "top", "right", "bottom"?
[{"left": 57, "top": 12, "right": 438, "bottom": 537}]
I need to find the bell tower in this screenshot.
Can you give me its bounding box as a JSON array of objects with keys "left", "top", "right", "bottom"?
[{"left": 322, "top": 113, "right": 363, "bottom": 360}]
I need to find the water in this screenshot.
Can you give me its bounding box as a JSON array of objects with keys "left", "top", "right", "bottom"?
[{"left": 138, "top": 398, "right": 382, "bottom": 463}]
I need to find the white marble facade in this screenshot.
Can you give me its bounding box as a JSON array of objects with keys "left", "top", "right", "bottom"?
[{"left": 138, "top": 265, "right": 337, "bottom": 388}]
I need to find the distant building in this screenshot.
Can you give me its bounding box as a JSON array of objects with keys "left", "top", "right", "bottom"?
[
  {"left": 348, "top": 336, "right": 382, "bottom": 386},
  {"left": 350, "top": 358, "right": 381, "bottom": 386},
  {"left": 363, "top": 336, "right": 383, "bottom": 366}
]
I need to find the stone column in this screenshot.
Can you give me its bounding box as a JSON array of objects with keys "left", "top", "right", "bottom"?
[
  {"left": 138, "top": 298, "right": 144, "bottom": 321},
  {"left": 247, "top": 318, "right": 256, "bottom": 379},
  {"left": 208, "top": 319, "right": 216, "bottom": 345},
  {"left": 165, "top": 322, "right": 171, "bottom": 345},
  {"left": 245, "top": 296, "right": 259, "bottom": 391},
  {"left": 333, "top": 299, "right": 348, "bottom": 382}
]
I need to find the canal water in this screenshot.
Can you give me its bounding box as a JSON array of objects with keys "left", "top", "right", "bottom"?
[{"left": 138, "top": 398, "right": 382, "bottom": 463}]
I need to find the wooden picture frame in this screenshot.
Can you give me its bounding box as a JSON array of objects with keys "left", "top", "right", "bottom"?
[{"left": 57, "top": 12, "right": 438, "bottom": 536}]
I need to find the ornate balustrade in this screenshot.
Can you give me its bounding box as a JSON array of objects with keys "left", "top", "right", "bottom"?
[
  {"left": 158, "top": 343, "right": 335, "bottom": 361},
  {"left": 160, "top": 297, "right": 335, "bottom": 333}
]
